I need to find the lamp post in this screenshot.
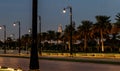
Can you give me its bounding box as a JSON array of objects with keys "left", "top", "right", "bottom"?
[
  {"left": 38, "top": 16, "right": 42, "bottom": 56},
  {"left": 27, "top": 28, "right": 32, "bottom": 54},
  {"left": 13, "top": 21, "right": 21, "bottom": 54},
  {"left": 63, "top": 6, "right": 73, "bottom": 56},
  {"left": 0, "top": 25, "right": 6, "bottom": 54},
  {"left": 30, "top": 0, "right": 39, "bottom": 70}
]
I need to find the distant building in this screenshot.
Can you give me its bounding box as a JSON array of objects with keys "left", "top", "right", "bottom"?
[
  {"left": 57, "top": 24, "right": 63, "bottom": 44},
  {"left": 58, "top": 24, "right": 63, "bottom": 33}
]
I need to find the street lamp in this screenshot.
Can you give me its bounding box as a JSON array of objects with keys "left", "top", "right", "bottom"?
[
  {"left": 38, "top": 16, "right": 42, "bottom": 56},
  {"left": 0, "top": 25, "right": 6, "bottom": 54},
  {"left": 13, "top": 21, "right": 21, "bottom": 54},
  {"left": 63, "top": 8, "right": 66, "bottom": 13},
  {"left": 30, "top": 0, "right": 39, "bottom": 70},
  {"left": 63, "top": 6, "right": 73, "bottom": 56},
  {"left": 28, "top": 28, "right": 32, "bottom": 34},
  {"left": 26, "top": 28, "right": 32, "bottom": 54}
]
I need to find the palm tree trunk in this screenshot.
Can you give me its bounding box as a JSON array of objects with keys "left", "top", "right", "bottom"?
[
  {"left": 68, "top": 41, "right": 70, "bottom": 51},
  {"left": 100, "top": 30, "right": 104, "bottom": 52},
  {"left": 84, "top": 35, "right": 87, "bottom": 52}
]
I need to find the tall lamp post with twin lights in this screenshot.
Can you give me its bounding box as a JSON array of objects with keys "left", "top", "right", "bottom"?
[
  {"left": 0, "top": 25, "right": 6, "bottom": 54},
  {"left": 63, "top": 6, "right": 73, "bottom": 56},
  {"left": 13, "top": 21, "right": 21, "bottom": 54}
]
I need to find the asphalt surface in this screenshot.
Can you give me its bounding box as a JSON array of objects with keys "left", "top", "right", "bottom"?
[
  {"left": 0, "top": 56, "right": 120, "bottom": 71},
  {"left": 0, "top": 53, "right": 120, "bottom": 65}
]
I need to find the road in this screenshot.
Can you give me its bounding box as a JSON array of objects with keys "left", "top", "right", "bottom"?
[{"left": 0, "top": 57, "right": 120, "bottom": 71}]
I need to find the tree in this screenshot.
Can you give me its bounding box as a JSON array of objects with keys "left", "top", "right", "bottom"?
[
  {"left": 21, "top": 34, "right": 31, "bottom": 50},
  {"left": 112, "top": 13, "right": 120, "bottom": 36},
  {"left": 94, "top": 15, "right": 112, "bottom": 52},
  {"left": 64, "top": 24, "right": 75, "bottom": 50},
  {"left": 55, "top": 32, "right": 61, "bottom": 44},
  {"left": 6, "top": 37, "right": 13, "bottom": 49},
  {"left": 47, "top": 30, "right": 56, "bottom": 43},
  {"left": 77, "top": 20, "right": 93, "bottom": 51},
  {"left": 115, "top": 13, "right": 120, "bottom": 27},
  {"left": 41, "top": 32, "right": 48, "bottom": 41}
]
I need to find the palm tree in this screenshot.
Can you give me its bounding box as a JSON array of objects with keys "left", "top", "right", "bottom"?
[
  {"left": 47, "top": 30, "right": 56, "bottom": 43},
  {"left": 115, "top": 13, "right": 120, "bottom": 27},
  {"left": 55, "top": 32, "right": 61, "bottom": 44},
  {"left": 41, "top": 32, "right": 48, "bottom": 41},
  {"left": 93, "top": 15, "right": 112, "bottom": 52},
  {"left": 6, "top": 37, "right": 13, "bottom": 49},
  {"left": 21, "top": 34, "right": 30, "bottom": 50},
  {"left": 64, "top": 24, "right": 75, "bottom": 51},
  {"left": 112, "top": 13, "right": 120, "bottom": 35},
  {"left": 77, "top": 20, "right": 93, "bottom": 51},
  {"left": 109, "top": 13, "right": 120, "bottom": 51}
]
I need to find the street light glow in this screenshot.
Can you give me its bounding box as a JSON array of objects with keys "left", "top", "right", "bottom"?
[
  {"left": 13, "top": 23, "right": 16, "bottom": 26},
  {"left": 63, "top": 8, "right": 66, "bottom": 13},
  {"left": 0, "top": 26, "right": 2, "bottom": 29},
  {"left": 28, "top": 28, "right": 31, "bottom": 33}
]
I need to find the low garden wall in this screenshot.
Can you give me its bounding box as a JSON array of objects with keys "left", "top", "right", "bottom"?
[{"left": 41, "top": 53, "right": 120, "bottom": 58}]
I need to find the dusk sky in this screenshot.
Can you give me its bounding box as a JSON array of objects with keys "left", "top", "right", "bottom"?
[{"left": 0, "top": 0, "right": 120, "bottom": 40}]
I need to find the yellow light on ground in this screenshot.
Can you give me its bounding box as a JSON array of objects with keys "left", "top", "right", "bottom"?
[{"left": 0, "top": 66, "right": 22, "bottom": 71}]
